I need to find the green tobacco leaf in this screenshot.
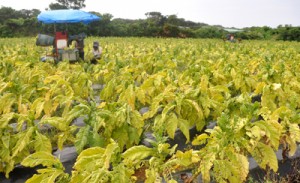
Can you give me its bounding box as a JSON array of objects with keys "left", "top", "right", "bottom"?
[
  {"left": 112, "top": 126, "right": 129, "bottom": 150},
  {"left": 34, "top": 132, "right": 52, "bottom": 153},
  {"left": 270, "top": 106, "right": 291, "bottom": 121},
  {"left": 192, "top": 133, "right": 210, "bottom": 146},
  {"left": 118, "top": 84, "right": 136, "bottom": 110},
  {"left": 43, "top": 100, "right": 52, "bottom": 116},
  {"left": 80, "top": 168, "right": 110, "bottom": 183},
  {"left": 0, "top": 112, "right": 15, "bottom": 128},
  {"left": 285, "top": 135, "right": 297, "bottom": 156},
  {"left": 55, "top": 95, "right": 73, "bottom": 116},
  {"left": 143, "top": 94, "right": 164, "bottom": 119},
  {"left": 100, "top": 79, "right": 116, "bottom": 101},
  {"left": 40, "top": 117, "right": 68, "bottom": 131},
  {"left": 283, "top": 123, "right": 300, "bottom": 156},
  {"left": 178, "top": 119, "right": 190, "bottom": 142},
  {"left": 88, "top": 130, "right": 105, "bottom": 147},
  {"left": 21, "top": 151, "right": 63, "bottom": 169},
  {"left": 0, "top": 140, "right": 11, "bottom": 178},
  {"left": 1, "top": 134, "right": 10, "bottom": 149},
  {"left": 136, "top": 87, "right": 146, "bottom": 105},
  {"left": 289, "top": 123, "right": 300, "bottom": 142},
  {"left": 75, "top": 125, "right": 90, "bottom": 153},
  {"left": 254, "top": 120, "right": 282, "bottom": 149},
  {"left": 129, "top": 109, "right": 144, "bottom": 130},
  {"left": 261, "top": 86, "right": 277, "bottom": 111},
  {"left": 58, "top": 130, "right": 75, "bottom": 150},
  {"left": 64, "top": 104, "right": 90, "bottom": 125},
  {"left": 253, "top": 142, "right": 278, "bottom": 172},
  {"left": 200, "top": 152, "right": 215, "bottom": 183},
  {"left": 103, "top": 140, "right": 119, "bottom": 169},
  {"left": 145, "top": 168, "right": 161, "bottom": 183},
  {"left": 183, "top": 99, "right": 205, "bottom": 131},
  {"left": 166, "top": 113, "right": 178, "bottom": 139},
  {"left": 73, "top": 147, "right": 105, "bottom": 172},
  {"left": 213, "top": 160, "right": 232, "bottom": 181},
  {"left": 71, "top": 172, "right": 96, "bottom": 183},
  {"left": 229, "top": 152, "right": 249, "bottom": 182},
  {"left": 111, "top": 163, "right": 133, "bottom": 183},
  {"left": 62, "top": 82, "right": 74, "bottom": 99},
  {"left": 184, "top": 99, "right": 203, "bottom": 120},
  {"left": 69, "top": 171, "right": 86, "bottom": 183},
  {"left": 175, "top": 150, "right": 193, "bottom": 167},
  {"left": 17, "top": 114, "right": 32, "bottom": 131},
  {"left": 31, "top": 98, "right": 45, "bottom": 119},
  {"left": 122, "top": 145, "right": 155, "bottom": 164},
  {"left": 127, "top": 126, "right": 141, "bottom": 146},
  {"left": 43, "top": 75, "right": 63, "bottom": 84},
  {"left": 0, "top": 81, "right": 12, "bottom": 93},
  {"left": 25, "top": 168, "right": 66, "bottom": 183},
  {"left": 200, "top": 75, "right": 209, "bottom": 93},
  {"left": 12, "top": 126, "right": 35, "bottom": 158},
  {"left": 161, "top": 103, "right": 176, "bottom": 122},
  {"left": 3, "top": 160, "right": 14, "bottom": 178},
  {"left": 0, "top": 93, "right": 15, "bottom": 114}
]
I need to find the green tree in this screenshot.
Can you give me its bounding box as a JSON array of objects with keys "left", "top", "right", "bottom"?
[
  {"left": 195, "top": 26, "right": 224, "bottom": 38},
  {"left": 49, "top": 0, "right": 86, "bottom": 10},
  {"left": 19, "top": 9, "right": 41, "bottom": 18},
  {"left": 0, "top": 7, "right": 17, "bottom": 37},
  {"left": 0, "top": 7, "right": 20, "bottom": 24},
  {"left": 166, "top": 15, "right": 180, "bottom": 26},
  {"left": 145, "top": 12, "right": 166, "bottom": 26},
  {"left": 162, "top": 23, "right": 180, "bottom": 37},
  {"left": 88, "top": 13, "right": 113, "bottom": 36},
  {"left": 276, "top": 25, "right": 300, "bottom": 41},
  {"left": 110, "top": 18, "right": 131, "bottom": 37},
  {"left": 144, "top": 12, "right": 166, "bottom": 37},
  {"left": 0, "top": 7, "right": 40, "bottom": 37}
]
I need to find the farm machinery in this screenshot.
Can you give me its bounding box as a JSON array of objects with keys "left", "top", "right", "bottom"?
[
  {"left": 36, "top": 9, "right": 100, "bottom": 62},
  {"left": 223, "top": 28, "right": 243, "bottom": 42}
]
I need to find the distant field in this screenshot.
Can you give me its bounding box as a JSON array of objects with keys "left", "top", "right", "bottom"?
[{"left": 1, "top": 37, "right": 300, "bottom": 182}]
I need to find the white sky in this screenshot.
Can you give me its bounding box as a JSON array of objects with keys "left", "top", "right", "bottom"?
[{"left": 1, "top": 0, "right": 300, "bottom": 28}]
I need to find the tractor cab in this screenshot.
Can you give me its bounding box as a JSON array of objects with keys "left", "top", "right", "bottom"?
[{"left": 36, "top": 9, "right": 100, "bottom": 63}]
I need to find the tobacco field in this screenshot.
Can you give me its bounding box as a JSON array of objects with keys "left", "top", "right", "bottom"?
[{"left": 0, "top": 37, "right": 300, "bottom": 182}]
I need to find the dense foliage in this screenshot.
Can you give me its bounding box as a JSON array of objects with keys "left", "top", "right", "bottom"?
[
  {"left": 1, "top": 37, "right": 300, "bottom": 182},
  {"left": 0, "top": 6, "right": 299, "bottom": 41},
  {"left": 49, "top": 0, "right": 86, "bottom": 10}
]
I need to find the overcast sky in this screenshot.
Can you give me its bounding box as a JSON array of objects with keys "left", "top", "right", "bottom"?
[{"left": 1, "top": 0, "right": 299, "bottom": 28}]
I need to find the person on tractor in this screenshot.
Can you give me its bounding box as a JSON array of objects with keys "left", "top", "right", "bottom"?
[{"left": 75, "top": 38, "right": 85, "bottom": 60}]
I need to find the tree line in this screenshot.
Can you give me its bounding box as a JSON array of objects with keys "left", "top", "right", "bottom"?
[{"left": 0, "top": 6, "right": 299, "bottom": 41}]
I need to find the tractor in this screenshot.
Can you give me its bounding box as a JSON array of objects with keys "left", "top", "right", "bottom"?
[{"left": 36, "top": 9, "right": 100, "bottom": 63}]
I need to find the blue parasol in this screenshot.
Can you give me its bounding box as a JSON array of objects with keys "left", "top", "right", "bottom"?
[{"left": 37, "top": 9, "right": 101, "bottom": 24}]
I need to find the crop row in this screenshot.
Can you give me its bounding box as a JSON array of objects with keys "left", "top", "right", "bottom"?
[{"left": 0, "top": 37, "right": 300, "bottom": 182}]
